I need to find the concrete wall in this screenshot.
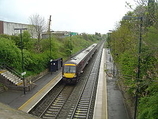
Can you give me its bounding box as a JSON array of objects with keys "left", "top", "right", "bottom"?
[
  {"left": 0, "top": 20, "right": 37, "bottom": 38},
  {"left": 3, "top": 21, "right": 28, "bottom": 35}
]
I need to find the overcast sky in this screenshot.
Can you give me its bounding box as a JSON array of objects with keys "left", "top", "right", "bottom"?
[{"left": 0, "top": 0, "right": 136, "bottom": 34}]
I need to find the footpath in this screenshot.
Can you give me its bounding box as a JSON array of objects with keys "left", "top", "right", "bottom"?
[{"left": 105, "top": 48, "right": 130, "bottom": 119}]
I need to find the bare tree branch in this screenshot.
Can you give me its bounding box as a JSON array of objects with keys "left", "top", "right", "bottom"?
[
  {"left": 29, "top": 14, "right": 46, "bottom": 40},
  {"left": 29, "top": 14, "right": 46, "bottom": 52}
]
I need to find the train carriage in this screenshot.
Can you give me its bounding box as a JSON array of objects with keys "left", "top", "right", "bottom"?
[{"left": 62, "top": 43, "right": 97, "bottom": 84}]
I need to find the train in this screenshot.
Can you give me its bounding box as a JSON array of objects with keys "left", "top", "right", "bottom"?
[{"left": 62, "top": 43, "right": 97, "bottom": 84}]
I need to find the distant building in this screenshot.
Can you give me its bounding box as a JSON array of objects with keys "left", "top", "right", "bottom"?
[
  {"left": 69, "top": 32, "right": 78, "bottom": 36},
  {"left": 0, "top": 20, "right": 37, "bottom": 38},
  {"left": 42, "top": 31, "right": 78, "bottom": 39}
]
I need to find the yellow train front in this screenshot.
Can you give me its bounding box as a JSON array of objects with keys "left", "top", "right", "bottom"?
[
  {"left": 62, "top": 43, "right": 97, "bottom": 84},
  {"left": 62, "top": 62, "right": 78, "bottom": 84}
]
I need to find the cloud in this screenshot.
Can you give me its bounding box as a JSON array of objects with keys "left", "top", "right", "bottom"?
[{"left": 0, "top": 0, "right": 136, "bottom": 34}]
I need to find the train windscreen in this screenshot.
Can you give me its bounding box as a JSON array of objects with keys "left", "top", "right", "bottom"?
[{"left": 64, "top": 66, "right": 76, "bottom": 73}]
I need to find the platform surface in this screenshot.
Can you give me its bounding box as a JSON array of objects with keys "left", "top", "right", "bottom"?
[
  {"left": 93, "top": 48, "right": 108, "bottom": 119},
  {"left": 18, "top": 72, "right": 62, "bottom": 112},
  {"left": 0, "top": 69, "right": 62, "bottom": 111}
]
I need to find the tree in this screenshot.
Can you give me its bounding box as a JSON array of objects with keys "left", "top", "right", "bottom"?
[
  {"left": 64, "top": 38, "right": 73, "bottom": 57},
  {"left": 147, "top": 0, "right": 155, "bottom": 26},
  {"left": 29, "top": 14, "right": 46, "bottom": 52}
]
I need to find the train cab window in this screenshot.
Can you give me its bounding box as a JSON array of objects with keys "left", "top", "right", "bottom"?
[{"left": 64, "top": 66, "right": 76, "bottom": 73}]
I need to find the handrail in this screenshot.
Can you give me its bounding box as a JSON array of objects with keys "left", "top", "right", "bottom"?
[{"left": 0, "top": 62, "right": 22, "bottom": 79}]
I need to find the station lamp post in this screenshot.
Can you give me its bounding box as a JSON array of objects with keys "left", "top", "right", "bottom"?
[
  {"left": 14, "top": 28, "right": 27, "bottom": 95},
  {"left": 123, "top": 16, "right": 143, "bottom": 119}
]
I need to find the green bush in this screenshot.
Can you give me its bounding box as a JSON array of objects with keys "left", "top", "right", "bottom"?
[
  {"left": 138, "top": 93, "right": 158, "bottom": 119},
  {"left": 0, "top": 37, "right": 21, "bottom": 70}
]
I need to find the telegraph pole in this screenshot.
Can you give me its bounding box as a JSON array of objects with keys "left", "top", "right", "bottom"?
[{"left": 48, "top": 15, "right": 52, "bottom": 59}]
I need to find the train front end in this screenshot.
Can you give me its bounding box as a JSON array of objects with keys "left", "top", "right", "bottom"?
[{"left": 62, "top": 63, "right": 78, "bottom": 84}]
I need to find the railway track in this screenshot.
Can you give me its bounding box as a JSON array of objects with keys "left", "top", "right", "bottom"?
[
  {"left": 29, "top": 82, "right": 65, "bottom": 116},
  {"left": 40, "top": 85, "right": 74, "bottom": 119},
  {"left": 67, "top": 42, "right": 103, "bottom": 119}
]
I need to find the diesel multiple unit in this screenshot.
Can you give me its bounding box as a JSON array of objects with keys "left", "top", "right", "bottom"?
[{"left": 62, "top": 43, "right": 97, "bottom": 84}]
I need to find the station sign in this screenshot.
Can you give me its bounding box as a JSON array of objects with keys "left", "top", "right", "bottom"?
[{"left": 21, "top": 72, "right": 26, "bottom": 76}]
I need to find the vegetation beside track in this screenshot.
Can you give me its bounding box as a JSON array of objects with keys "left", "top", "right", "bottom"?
[
  {"left": 108, "top": 1, "right": 158, "bottom": 119},
  {"left": 0, "top": 33, "right": 103, "bottom": 77}
]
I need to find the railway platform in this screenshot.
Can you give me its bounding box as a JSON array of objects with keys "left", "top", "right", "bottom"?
[
  {"left": 93, "top": 48, "right": 130, "bottom": 119},
  {"left": 0, "top": 69, "right": 62, "bottom": 113},
  {"left": 93, "top": 48, "right": 108, "bottom": 119}
]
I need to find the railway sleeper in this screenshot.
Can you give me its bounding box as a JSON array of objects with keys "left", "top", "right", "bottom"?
[
  {"left": 76, "top": 109, "right": 88, "bottom": 114},
  {"left": 48, "top": 108, "right": 57, "bottom": 111},
  {"left": 42, "top": 116, "right": 54, "bottom": 119},
  {"left": 79, "top": 103, "right": 89, "bottom": 106},
  {"left": 76, "top": 108, "right": 88, "bottom": 111},
  {"left": 74, "top": 114, "right": 87, "bottom": 118},
  {"left": 78, "top": 103, "right": 89, "bottom": 106},
  {"left": 46, "top": 110, "right": 56, "bottom": 114},
  {"left": 79, "top": 100, "right": 90, "bottom": 103},
  {"left": 74, "top": 114, "right": 87, "bottom": 117},
  {"left": 43, "top": 113, "right": 55, "bottom": 117},
  {"left": 76, "top": 107, "right": 88, "bottom": 110},
  {"left": 53, "top": 102, "right": 64, "bottom": 106},
  {"left": 42, "top": 113, "right": 57, "bottom": 118},
  {"left": 45, "top": 110, "right": 58, "bottom": 114},
  {"left": 80, "top": 99, "right": 89, "bottom": 101},
  {"left": 42, "top": 116, "right": 54, "bottom": 118}
]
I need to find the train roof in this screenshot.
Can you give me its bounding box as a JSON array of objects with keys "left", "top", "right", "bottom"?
[{"left": 65, "top": 43, "right": 97, "bottom": 65}]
